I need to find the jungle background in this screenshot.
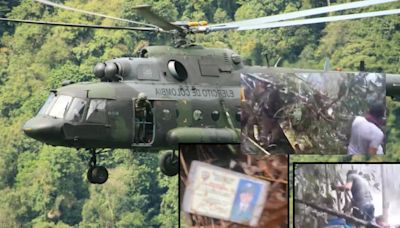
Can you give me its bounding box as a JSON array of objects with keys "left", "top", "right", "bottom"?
[{"left": 0, "top": 0, "right": 399, "bottom": 227}]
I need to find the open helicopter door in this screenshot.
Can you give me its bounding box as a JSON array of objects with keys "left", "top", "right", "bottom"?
[
  {"left": 132, "top": 98, "right": 155, "bottom": 146},
  {"left": 132, "top": 98, "right": 178, "bottom": 147}
]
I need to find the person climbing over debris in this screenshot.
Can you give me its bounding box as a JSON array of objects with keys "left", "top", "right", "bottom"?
[
  {"left": 334, "top": 170, "right": 375, "bottom": 222},
  {"left": 347, "top": 102, "right": 385, "bottom": 155}
]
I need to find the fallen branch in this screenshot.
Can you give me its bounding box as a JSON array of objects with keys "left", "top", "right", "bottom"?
[
  {"left": 255, "top": 175, "right": 288, "bottom": 184},
  {"left": 295, "top": 199, "right": 379, "bottom": 228},
  {"left": 245, "top": 135, "right": 271, "bottom": 155}
]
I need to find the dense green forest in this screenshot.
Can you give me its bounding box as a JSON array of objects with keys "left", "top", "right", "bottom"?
[{"left": 0, "top": 0, "right": 399, "bottom": 227}]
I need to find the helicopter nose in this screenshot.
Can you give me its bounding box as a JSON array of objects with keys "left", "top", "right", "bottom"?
[{"left": 23, "top": 117, "right": 64, "bottom": 144}]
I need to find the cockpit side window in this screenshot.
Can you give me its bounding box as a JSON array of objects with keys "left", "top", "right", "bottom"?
[
  {"left": 48, "top": 95, "right": 73, "bottom": 119},
  {"left": 65, "top": 98, "right": 87, "bottom": 122},
  {"left": 38, "top": 92, "right": 56, "bottom": 116},
  {"left": 86, "top": 99, "right": 107, "bottom": 123}
]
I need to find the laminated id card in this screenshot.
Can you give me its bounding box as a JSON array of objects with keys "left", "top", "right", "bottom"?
[{"left": 182, "top": 161, "right": 269, "bottom": 227}]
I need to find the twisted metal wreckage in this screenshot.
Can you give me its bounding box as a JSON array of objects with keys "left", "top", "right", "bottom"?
[{"left": 241, "top": 72, "right": 385, "bottom": 155}]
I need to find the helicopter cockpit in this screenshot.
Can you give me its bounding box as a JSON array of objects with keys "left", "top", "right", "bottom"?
[
  {"left": 36, "top": 92, "right": 108, "bottom": 125},
  {"left": 23, "top": 88, "right": 155, "bottom": 149},
  {"left": 38, "top": 93, "right": 87, "bottom": 122},
  {"left": 23, "top": 91, "right": 113, "bottom": 147}
]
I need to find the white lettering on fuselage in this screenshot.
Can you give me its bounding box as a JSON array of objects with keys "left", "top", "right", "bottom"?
[
  {"left": 155, "top": 87, "right": 235, "bottom": 98},
  {"left": 126, "top": 83, "right": 240, "bottom": 100}
]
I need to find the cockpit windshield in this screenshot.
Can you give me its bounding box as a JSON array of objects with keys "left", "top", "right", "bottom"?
[
  {"left": 48, "top": 95, "right": 73, "bottom": 119},
  {"left": 38, "top": 92, "right": 56, "bottom": 115},
  {"left": 37, "top": 93, "right": 91, "bottom": 121}
]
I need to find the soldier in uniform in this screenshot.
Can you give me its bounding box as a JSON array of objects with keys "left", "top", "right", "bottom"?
[
  {"left": 135, "top": 92, "right": 153, "bottom": 143},
  {"left": 230, "top": 181, "right": 259, "bottom": 223}
]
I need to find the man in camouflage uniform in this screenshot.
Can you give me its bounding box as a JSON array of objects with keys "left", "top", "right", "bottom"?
[{"left": 135, "top": 92, "right": 153, "bottom": 143}]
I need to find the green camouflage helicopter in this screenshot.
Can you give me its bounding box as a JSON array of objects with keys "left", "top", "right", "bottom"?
[{"left": 1, "top": 0, "right": 399, "bottom": 184}]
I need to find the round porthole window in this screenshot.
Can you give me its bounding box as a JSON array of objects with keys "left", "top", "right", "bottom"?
[
  {"left": 193, "top": 110, "right": 203, "bottom": 121},
  {"left": 211, "top": 111, "right": 220, "bottom": 121},
  {"left": 168, "top": 60, "right": 188, "bottom": 82}
]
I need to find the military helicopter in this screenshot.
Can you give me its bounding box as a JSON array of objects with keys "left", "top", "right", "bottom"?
[{"left": 1, "top": 0, "right": 399, "bottom": 184}]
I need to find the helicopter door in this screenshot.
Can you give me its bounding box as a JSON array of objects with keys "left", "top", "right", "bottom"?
[{"left": 132, "top": 98, "right": 154, "bottom": 145}]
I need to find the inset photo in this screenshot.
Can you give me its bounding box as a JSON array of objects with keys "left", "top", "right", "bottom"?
[
  {"left": 294, "top": 163, "right": 400, "bottom": 227},
  {"left": 241, "top": 72, "right": 386, "bottom": 155},
  {"left": 180, "top": 144, "right": 288, "bottom": 227}
]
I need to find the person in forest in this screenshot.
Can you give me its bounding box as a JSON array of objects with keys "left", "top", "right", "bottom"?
[
  {"left": 347, "top": 102, "right": 385, "bottom": 156},
  {"left": 334, "top": 170, "right": 375, "bottom": 222}
]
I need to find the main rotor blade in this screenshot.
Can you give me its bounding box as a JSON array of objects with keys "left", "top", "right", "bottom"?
[
  {"left": 209, "top": 0, "right": 398, "bottom": 31},
  {"left": 237, "top": 9, "right": 400, "bottom": 30},
  {"left": 133, "top": 5, "right": 184, "bottom": 32},
  {"left": 0, "top": 18, "right": 162, "bottom": 32},
  {"left": 33, "top": 0, "right": 158, "bottom": 29}
]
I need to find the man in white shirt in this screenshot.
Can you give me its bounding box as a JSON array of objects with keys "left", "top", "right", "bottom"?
[{"left": 347, "top": 102, "right": 385, "bottom": 156}]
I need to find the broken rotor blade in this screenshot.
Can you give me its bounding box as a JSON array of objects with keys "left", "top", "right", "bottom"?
[
  {"left": 133, "top": 5, "right": 184, "bottom": 32},
  {"left": 0, "top": 18, "right": 162, "bottom": 32},
  {"left": 238, "top": 9, "right": 400, "bottom": 30},
  {"left": 33, "top": 0, "right": 157, "bottom": 28},
  {"left": 208, "top": 0, "right": 398, "bottom": 32}
]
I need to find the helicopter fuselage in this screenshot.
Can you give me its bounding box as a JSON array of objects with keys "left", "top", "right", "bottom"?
[{"left": 23, "top": 45, "right": 244, "bottom": 150}]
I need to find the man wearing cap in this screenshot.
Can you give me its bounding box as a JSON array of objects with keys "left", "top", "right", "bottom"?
[
  {"left": 230, "top": 182, "right": 257, "bottom": 223},
  {"left": 347, "top": 102, "right": 385, "bottom": 155},
  {"left": 334, "top": 170, "right": 375, "bottom": 222}
]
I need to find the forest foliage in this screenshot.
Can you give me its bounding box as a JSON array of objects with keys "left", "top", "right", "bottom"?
[{"left": 0, "top": 0, "right": 399, "bottom": 227}]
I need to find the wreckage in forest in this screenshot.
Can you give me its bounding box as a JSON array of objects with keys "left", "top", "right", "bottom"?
[{"left": 241, "top": 72, "right": 385, "bottom": 154}]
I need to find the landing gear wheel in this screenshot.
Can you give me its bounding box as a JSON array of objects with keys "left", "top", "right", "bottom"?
[
  {"left": 159, "top": 151, "right": 178, "bottom": 176},
  {"left": 87, "top": 166, "right": 96, "bottom": 184},
  {"left": 87, "top": 166, "right": 109, "bottom": 184},
  {"left": 86, "top": 149, "right": 109, "bottom": 184}
]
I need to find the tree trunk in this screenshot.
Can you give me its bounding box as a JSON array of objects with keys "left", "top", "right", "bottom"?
[{"left": 296, "top": 199, "right": 380, "bottom": 228}]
